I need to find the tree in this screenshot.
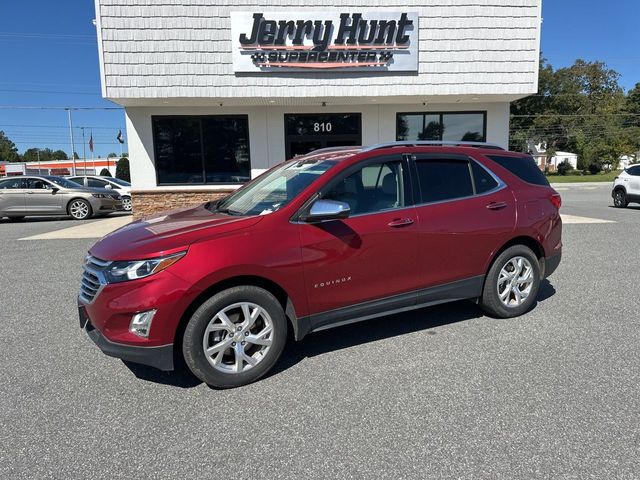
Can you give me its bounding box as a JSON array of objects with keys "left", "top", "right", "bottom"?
[
  {"left": 51, "top": 150, "right": 68, "bottom": 160},
  {"left": 107, "top": 152, "right": 118, "bottom": 158},
  {"left": 0, "top": 131, "right": 19, "bottom": 161},
  {"left": 73, "top": 152, "right": 80, "bottom": 160},
  {"left": 99, "top": 168, "right": 112, "bottom": 177},
  {"left": 115, "top": 157, "right": 130, "bottom": 182}
]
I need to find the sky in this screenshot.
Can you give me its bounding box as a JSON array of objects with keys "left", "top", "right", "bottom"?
[{"left": 0, "top": 0, "right": 638, "bottom": 158}]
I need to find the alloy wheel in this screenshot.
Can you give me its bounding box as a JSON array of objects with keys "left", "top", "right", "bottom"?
[
  {"left": 122, "top": 197, "right": 132, "bottom": 211},
  {"left": 614, "top": 191, "right": 625, "bottom": 207},
  {"left": 202, "top": 302, "right": 274, "bottom": 374},
  {"left": 497, "top": 256, "right": 534, "bottom": 307},
  {"left": 69, "top": 200, "right": 90, "bottom": 219}
]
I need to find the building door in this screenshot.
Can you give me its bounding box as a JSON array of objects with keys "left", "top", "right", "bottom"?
[{"left": 285, "top": 113, "right": 361, "bottom": 159}]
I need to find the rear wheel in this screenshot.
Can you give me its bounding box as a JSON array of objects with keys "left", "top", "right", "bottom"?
[
  {"left": 68, "top": 199, "right": 92, "bottom": 220},
  {"left": 613, "top": 189, "right": 628, "bottom": 208},
  {"left": 182, "top": 286, "right": 287, "bottom": 388},
  {"left": 480, "top": 245, "right": 541, "bottom": 318}
]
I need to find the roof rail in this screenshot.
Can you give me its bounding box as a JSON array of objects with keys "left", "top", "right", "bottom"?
[{"left": 362, "top": 141, "right": 505, "bottom": 152}]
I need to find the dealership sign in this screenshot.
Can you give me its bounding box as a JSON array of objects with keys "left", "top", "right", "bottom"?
[{"left": 231, "top": 11, "right": 419, "bottom": 72}]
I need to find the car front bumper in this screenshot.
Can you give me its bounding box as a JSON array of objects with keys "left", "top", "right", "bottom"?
[
  {"left": 79, "top": 305, "right": 174, "bottom": 370},
  {"left": 89, "top": 197, "right": 124, "bottom": 212}
]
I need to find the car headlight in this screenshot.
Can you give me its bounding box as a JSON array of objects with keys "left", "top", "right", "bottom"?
[
  {"left": 105, "top": 251, "right": 186, "bottom": 283},
  {"left": 92, "top": 193, "right": 108, "bottom": 198}
]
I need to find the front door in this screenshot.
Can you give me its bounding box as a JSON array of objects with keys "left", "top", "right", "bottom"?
[
  {"left": 298, "top": 155, "right": 420, "bottom": 325},
  {"left": 285, "top": 113, "right": 361, "bottom": 159},
  {"left": 24, "top": 178, "right": 64, "bottom": 213}
]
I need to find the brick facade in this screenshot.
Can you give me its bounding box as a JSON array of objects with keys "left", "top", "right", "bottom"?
[{"left": 131, "top": 189, "right": 233, "bottom": 219}]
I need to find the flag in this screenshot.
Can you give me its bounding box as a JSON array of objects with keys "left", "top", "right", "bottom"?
[
  {"left": 116, "top": 130, "right": 124, "bottom": 144},
  {"left": 88, "top": 134, "right": 94, "bottom": 153}
]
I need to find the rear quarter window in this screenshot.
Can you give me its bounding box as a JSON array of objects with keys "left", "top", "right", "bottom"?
[{"left": 486, "top": 155, "right": 549, "bottom": 186}]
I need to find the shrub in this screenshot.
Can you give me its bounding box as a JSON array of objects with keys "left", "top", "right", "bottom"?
[
  {"left": 557, "top": 160, "right": 573, "bottom": 176},
  {"left": 587, "top": 162, "right": 602, "bottom": 174}
]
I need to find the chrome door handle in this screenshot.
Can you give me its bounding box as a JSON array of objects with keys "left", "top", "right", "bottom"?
[
  {"left": 486, "top": 201, "right": 507, "bottom": 210},
  {"left": 388, "top": 218, "right": 414, "bottom": 227}
]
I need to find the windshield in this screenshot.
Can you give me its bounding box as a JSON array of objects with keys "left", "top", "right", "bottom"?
[
  {"left": 48, "top": 177, "right": 83, "bottom": 189},
  {"left": 213, "top": 158, "right": 338, "bottom": 216},
  {"left": 108, "top": 177, "right": 131, "bottom": 186}
]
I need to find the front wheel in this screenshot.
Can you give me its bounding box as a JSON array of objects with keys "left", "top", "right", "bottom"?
[
  {"left": 613, "top": 189, "right": 628, "bottom": 208},
  {"left": 182, "top": 286, "right": 287, "bottom": 388},
  {"left": 68, "top": 199, "right": 92, "bottom": 220},
  {"left": 122, "top": 196, "right": 132, "bottom": 212},
  {"left": 480, "top": 245, "right": 541, "bottom": 318}
]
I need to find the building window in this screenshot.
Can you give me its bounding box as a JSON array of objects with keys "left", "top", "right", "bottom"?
[
  {"left": 396, "top": 112, "right": 486, "bottom": 142},
  {"left": 152, "top": 115, "right": 251, "bottom": 185}
]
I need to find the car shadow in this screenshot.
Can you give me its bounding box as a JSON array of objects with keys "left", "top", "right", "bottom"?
[
  {"left": 607, "top": 205, "right": 640, "bottom": 211},
  {"left": 123, "top": 280, "right": 557, "bottom": 389},
  {"left": 0, "top": 212, "right": 131, "bottom": 224}
]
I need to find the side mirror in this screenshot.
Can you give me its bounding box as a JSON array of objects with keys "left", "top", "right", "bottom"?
[
  {"left": 104, "top": 184, "right": 112, "bottom": 189},
  {"left": 51, "top": 187, "right": 60, "bottom": 194},
  {"left": 302, "top": 199, "right": 350, "bottom": 223}
]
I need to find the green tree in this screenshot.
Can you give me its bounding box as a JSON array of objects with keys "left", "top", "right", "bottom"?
[
  {"left": 73, "top": 151, "right": 80, "bottom": 160},
  {"left": 0, "top": 131, "right": 19, "bottom": 161},
  {"left": 115, "top": 157, "right": 130, "bottom": 182},
  {"left": 557, "top": 159, "right": 573, "bottom": 175},
  {"left": 99, "top": 168, "right": 112, "bottom": 177},
  {"left": 107, "top": 152, "right": 118, "bottom": 158},
  {"left": 51, "top": 150, "right": 68, "bottom": 160}
]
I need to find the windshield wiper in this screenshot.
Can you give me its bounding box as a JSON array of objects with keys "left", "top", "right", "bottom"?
[{"left": 217, "top": 207, "right": 244, "bottom": 216}]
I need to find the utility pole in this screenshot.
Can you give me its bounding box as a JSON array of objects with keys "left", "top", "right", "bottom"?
[
  {"left": 67, "top": 109, "right": 77, "bottom": 175},
  {"left": 37, "top": 149, "right": 41, "bottom": 174}
]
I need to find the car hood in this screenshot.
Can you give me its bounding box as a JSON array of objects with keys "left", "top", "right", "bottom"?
[{"left": 89, "top": 203, "right": 263, "bottom": 260}]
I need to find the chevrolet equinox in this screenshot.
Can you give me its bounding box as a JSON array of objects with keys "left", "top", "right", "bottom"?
[{"left": 78, "top": 142, "right": 562, "bottom": 388}]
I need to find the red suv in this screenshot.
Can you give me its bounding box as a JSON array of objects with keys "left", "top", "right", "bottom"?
[{"left": 79, "top": 142, "right": 562, "bottom": 388}]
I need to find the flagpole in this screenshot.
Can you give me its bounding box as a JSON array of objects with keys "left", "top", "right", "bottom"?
[
  {"left": 82, "top": 127, "right": 87, "bottom": 174},
  {"left": 91, "top": 130, "right": 95, "bottom": 174},
  {"left": 67, "top": 109, "right": 77, "bottom": 175}
]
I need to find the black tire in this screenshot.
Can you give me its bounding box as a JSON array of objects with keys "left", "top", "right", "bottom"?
[
  {"left": 67, "top": 198, "right": 92, "bottom": 220},
  {"left": 613, "top": 189, "right": 628, "bottom": 208},
  {"left": 122, "top": 196, "right": 132, "bottom": 212},
  {"left": 480, "top": 245, "right": 541, "bottom": 318},
  {"left": 7, "top": 216, "right": 25, "bottom": 221},
  {"left": 182, "top": 286, "right": 287, "bottom": 388}
]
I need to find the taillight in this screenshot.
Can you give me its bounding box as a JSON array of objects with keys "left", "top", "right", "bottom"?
[{"left": 550, "top": 193, "right": 562, "bottom": 210}]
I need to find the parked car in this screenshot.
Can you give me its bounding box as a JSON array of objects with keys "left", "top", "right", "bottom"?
[
  {"left": 78, "top": 141, "right": 562, "bottom": 388},
  {"left": 0, "top": 175, "right": 123, "bottom": 221},
  {"left": 612, "top": 164, "right": 640, "bottom": 208},
  {"left": 68, "top": 175, "right": 132, "bottom": 211}
]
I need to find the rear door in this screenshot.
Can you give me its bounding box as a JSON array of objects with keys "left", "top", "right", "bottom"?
[
  {"left": 0, "top": 177, "right": 26, "bottom": 214},
  {"left": 626, "top": 165, "right": 640, "bottom": 195},
  {"left": 411, "top": 154, "right": 516, "bottom": 294},
  {"left": 298, "top": 155, "right": 420, "bottom": 323},
  {"left": 24, "top": 178, "right": 64, "bottom": 213}
]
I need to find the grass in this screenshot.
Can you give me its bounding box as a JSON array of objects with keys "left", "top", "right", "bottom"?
[{"left": 547, "top": 170, "right": 621, "bottom": 184}]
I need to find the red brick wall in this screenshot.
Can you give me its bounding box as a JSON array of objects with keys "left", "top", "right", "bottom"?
[{"left": 131, "top": 189, "right": 233, "bottom": 219}]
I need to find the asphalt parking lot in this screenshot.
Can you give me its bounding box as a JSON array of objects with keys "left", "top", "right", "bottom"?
[{"left": 1, "top": 184, "right": 638, "bottom": 479}]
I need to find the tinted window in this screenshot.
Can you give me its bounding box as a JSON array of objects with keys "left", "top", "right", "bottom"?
[
  {"left": 627, "top": 165, "right": 640, "bottom": 176},
  {"left": 397, "top": 112, "right": 485, "bottom": 142},
  {"left": 471, "top": 161, "right": 499, "bottom": 194},
  {"left": 26, "top": 178, "right": 51, "bottom": 189},
  {"left": 0, "top": 178, "right": 25, "bottom": 189},
  {"left": 323, "top": 160, "right": 404, "bottom": 215},
  {"left": 68, "top": 177, "right": 84, "bottom": 186},
  {"left": 88, "top": 178, "right": 109, "bottom": 188},
  {"left": 415, "top": 159, "right": 473, "bottom": 203},
  {"left": 487, "top": 155, "right": 549, "bottom": 186},
  {"left": 153, "top": 116, "right": 251, "bottom": 185}
]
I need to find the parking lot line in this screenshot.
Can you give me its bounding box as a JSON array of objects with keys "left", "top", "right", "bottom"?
[
  {"left": 561, "top": 214, "right": 615, "bottom": 224},
  {"left": 18, "top": 216, "right": 132, "bottom": 240}
]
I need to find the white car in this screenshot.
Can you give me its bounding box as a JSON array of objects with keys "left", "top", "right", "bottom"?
[
  {"left": 68, "top": 176, "right": 132, "bottom": 211},
  {"left": 612, "top": 165, "right": 640, "bottom": 208}
]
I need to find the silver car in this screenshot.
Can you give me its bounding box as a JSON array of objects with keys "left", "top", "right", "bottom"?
[{"left": 0, "top": 175, "right": 124, "bottom": 221}]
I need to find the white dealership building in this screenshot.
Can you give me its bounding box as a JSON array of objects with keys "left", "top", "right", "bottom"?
[{"left": 94, "top": 0, "right": 542, "bottom": 215}]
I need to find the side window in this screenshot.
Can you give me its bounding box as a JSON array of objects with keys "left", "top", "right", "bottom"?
[
  {"left": 323, "top": 160, "right": 404, "bottom": 215},
  {"left": 470, "top": 160, "right": 499, "bottom": 194},
  {"left": 69, "top": 177, "right": 83, "bottom": 185},
  {"left": 415, "top": 159, "right": 473, "bottom": 203},
  {"left": 486, "top": 155, "right": 549, "bottom": 186},
  {"left": 0, "top": 178, "right": 26, "bottom": 189},
  {"left": 88, "top": 178, "right": 108, "bottom": 188},
  {"left": 26, "top": 179, "right": 51, "bottom": 190},
  {"left": 627, "top": 165, "right": 640, "bottom": 176}
]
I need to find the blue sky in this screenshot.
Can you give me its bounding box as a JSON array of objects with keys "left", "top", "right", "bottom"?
[{"left": 0, "top": 0, "right": 638, "bottom": 158}]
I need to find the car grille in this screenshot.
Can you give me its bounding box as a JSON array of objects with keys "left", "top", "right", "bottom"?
[
  {"left": 79, "top": 256, "right": 111, "bottom": 304},
  {"left": 109, "top": 194, "right": 121, "bottom": 200}
]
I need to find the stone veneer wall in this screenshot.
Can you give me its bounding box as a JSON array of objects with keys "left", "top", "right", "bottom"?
[{"left": 131, "top": 189, "right": 233, "bottom": 219}]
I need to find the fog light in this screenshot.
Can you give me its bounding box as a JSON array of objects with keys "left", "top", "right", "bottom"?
[{"left": 129, "top": 309, "right": 156, "bottom": 338}]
